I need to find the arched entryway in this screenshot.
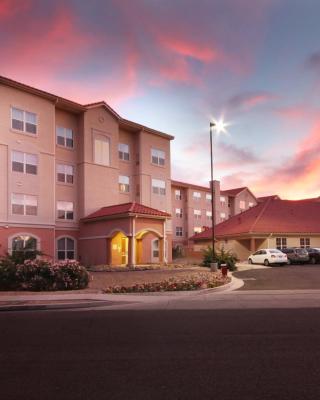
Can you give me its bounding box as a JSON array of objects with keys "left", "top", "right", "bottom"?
[
  {"left": 135, "top": 229, "right": 164, "bottom": 265},
  {"left": 110, "top": 231, "right": 129, "bottom": 266}
]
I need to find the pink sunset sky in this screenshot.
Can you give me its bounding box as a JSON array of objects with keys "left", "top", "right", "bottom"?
[{"left": 1, "top": 0, "right": 320, "bottom": 199}]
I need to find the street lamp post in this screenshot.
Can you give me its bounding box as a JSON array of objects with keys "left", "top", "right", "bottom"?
[{"left": 209, "top": 122, "right": 216, "bottom": 259}]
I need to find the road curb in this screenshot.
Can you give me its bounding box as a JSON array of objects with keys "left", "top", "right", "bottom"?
[{"left": 0, "top": 300, "right": 125, "bottom": 312}]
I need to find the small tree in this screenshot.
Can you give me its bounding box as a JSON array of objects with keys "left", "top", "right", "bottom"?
[{"left": 202, "top": 246, "right": 238, "bottom": 271}]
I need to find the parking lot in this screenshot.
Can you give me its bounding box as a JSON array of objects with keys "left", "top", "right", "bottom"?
[{"left": 234, "top": 265, "right": 320, "bottom": 290}]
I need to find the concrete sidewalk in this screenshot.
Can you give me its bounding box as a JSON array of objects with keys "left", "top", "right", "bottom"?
[{"left": 0, "top": 275, "right": 242, "bottom": 312}]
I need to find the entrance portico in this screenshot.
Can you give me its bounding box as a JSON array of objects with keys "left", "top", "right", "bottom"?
[{"left": 79, "top": 202, "right": 171, "bottom": 267}]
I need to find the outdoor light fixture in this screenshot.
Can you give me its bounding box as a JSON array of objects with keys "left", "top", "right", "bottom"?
[
  {"left": 209, "top": 117, "right": 228, "bottom": 259},
  {"left": 209, "top": 122, "right": 216, "bottom": 257}
]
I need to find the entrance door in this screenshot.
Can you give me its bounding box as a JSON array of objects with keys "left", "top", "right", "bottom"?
[
  {"left": 121, "top": 237, "right": 127, "bottom": 265},
  {"left": 151, "top": 239, "right": 160, "bottom": 263}
]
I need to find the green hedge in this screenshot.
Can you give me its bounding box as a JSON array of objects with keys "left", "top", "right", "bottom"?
[{"left": 0, "top": 258, "right": 89, "bottom": 291}]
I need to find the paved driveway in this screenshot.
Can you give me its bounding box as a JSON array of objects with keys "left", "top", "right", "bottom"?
[{"left": 233, "top": 265, "right": 320, "bottom": 290}]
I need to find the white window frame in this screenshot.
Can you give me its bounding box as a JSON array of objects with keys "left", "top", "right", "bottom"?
[
  {"left": 206, "top": 211, "right": 212, "bottom": 220},
  {"left": 152, "top": 179, "right": 166, "bottom": 195},
  {"left": 175, "top": 208, "right": 182, "bottom": 218},
  {"left": 9, "top": 233, "right": 40, "bottom": 256},
  {"left": 118, "top": 143, "right": 130, "bottom": 161},
  {"left": 11, "top": 193, "right": 38, "bottom": 216},
  {"left": 193, "top": 191, "right": 201, "bottom": 201},
  {"left": 249, "top": 202, "right": 254, "bottom": 208},
  {"left": 194, "top": 209, "right": 201, "bottom": 219},
  {"left": 56, "top": 126, "right": 74, "bottom": 149},
  {"left": 276, "top": 237, "right": 287, "bottom": 249},
  {"left": 175, "top": 189, "right": 182, "bottom": 200},
  {"left": 151, "top": 148, "right": 165, "bottom": 166},
  {"left": 220, "top": 212, "right": 226, "bottom": 221},
  {"left": 56, "top": 236, "right": 76, "bottom": 260},
  {"left": 119, "top": 175, "right": 130, "bottom": 193},
  {"left": 300, "top": 238, "right": 310, "bottom": 248},
  {"left": 194, "top": 227, "right": 202, "bottom": 234},
  {"left": 11, "top": 107, "right": 37, "bottom": 135},
  {"left": 57, "top": 201, "right": 74, "bottom": 220},
  {"left": 206, "top": 193, "right": 212, "bottom": 201},
  {"left": 56, "top": 164, "right": 74, "bottom": 184},
  {"left": 239, "top": 200, "right": 246, "bottom": 210},
  {"left": 12, "top": 151, "right": 38, "bottom": 175},
  {"left": 176, "top": 226, "right": 183, "bottom": 237}
]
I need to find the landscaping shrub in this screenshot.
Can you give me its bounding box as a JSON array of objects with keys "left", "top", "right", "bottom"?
[
  {"left": 0, "top": 258, "right": 89, "bottom": 291},
  {"left": 104, "top": 272, "right": 229, "bottom": 293},
  {"left": 202, "top": 246, "right": 238, "bottom": 271}
]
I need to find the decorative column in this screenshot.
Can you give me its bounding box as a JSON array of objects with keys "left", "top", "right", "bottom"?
[
  {"left": 250, "top": 237, "right": 255, "bottom": 252},
  {"left": 127, "top": 236, "right": 134, "bottom": 269},
  {"left": 106, "top": 238, "right": 112, "bottom": 266},
  {"left": 159, "top": 238, "right": 164, "bottom": 264}
]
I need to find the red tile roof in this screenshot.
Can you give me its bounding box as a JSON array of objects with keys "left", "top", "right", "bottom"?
[
  {"left": 191, "top": 198, "right": 320, "bottom": 240},
  {"left": 83, "top": 202, "right": 170, "bottom": 221}
]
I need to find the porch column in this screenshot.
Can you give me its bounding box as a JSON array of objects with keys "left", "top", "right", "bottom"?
[
  {"left": 106, "top": 238, "right": 112, "bottom": 266},
  {"left": 136, "top": 238, "right": 142, "bottom": 264},
  {"left": 127, "top": 236, "right": 135, "bottom": 269},
  {"left": 159, "top": 238, "right": 164, "bottom": 264},
  {"left": 250, "top": 237, "right": 255, "bottom": 252}
]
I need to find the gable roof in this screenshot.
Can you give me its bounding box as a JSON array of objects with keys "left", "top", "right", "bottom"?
[
  {"left": 0, "top": 75, "right": 174, "bottom": 140},
  {"left": 82, "top": 202, "right": 170, "bottom": 221},
  {"left": 220, "top": 187, "right": 247, "bottom": 196},
  {"left": 191, "top": 198, "right": 320, "bottom": 240},
  {"left": 257, "top": 195, "right": 280, "bottom": 202}
]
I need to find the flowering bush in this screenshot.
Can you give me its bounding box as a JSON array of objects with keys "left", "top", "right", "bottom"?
[
  {"left": 104, "top": 272, "right": 229, "bottom": 293},
  {"left": 0, "top": 258, "right": 89, "bottom": 291}
]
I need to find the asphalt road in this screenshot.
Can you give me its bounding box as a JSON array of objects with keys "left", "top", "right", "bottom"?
[
  {"left": 234, "top": 265, "right": 320, "bottom": 290},
  {"left": 2, "top": 308, "right": 320, "bottom": 400}
]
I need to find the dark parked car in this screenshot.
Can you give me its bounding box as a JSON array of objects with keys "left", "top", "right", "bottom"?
[
  {"left": 280, "top": 247, "right": 309, "bottom": 264},
  {"left": 306, "top": 248, "right": 320, "bottom": 264}
]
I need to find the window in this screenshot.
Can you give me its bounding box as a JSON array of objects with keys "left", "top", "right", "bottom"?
[
  {"left": 175, "top": 208, "right": 182, "bottom": 218},
  {"left": 151, "top": 148, "right": 165, "bottom": 166},
  {"left": 56, "top": 127, "right": 74, "bottom": 148},
  {"left": 206, "top": 193, "right": 212, "bottom": 201},
  {"left": 119, "top": 175, "right": 130, "bottom": 192},
  {"left": 57, "top": 164, "right": 74, "bottom": 184},
  {"left": 276, "top": 237, "right": 287, "bottom": 249},
  {"left": 220, "top": 212, "right": 226, "bottom": 221},
  {"left": 176, "top": 227, "right": 183, "bottom": 237},
  {"left": 11, "top": 107, "right": 37, "bottom": 134},
  {"left": 175, "top": 189, "right": 182, "bottom": 200},
  {"left": 206, "top": 211, "right": 212, "bottom": 220},
  {"left": 152, "top": 239, "right": 159, "bottom": 258},
  {"left": 57, "top": 201, "right": 74, "bottom": 220},
  {"left": 193, "top": 191, "right": 201, "bottom": 201},
  {"left": 118, "top": 143, "right": 130, "bottom": 161},
  {"left": 57, "top": 237, "right": 75, "bottom": 260},
  {"left": 11, "top": 235, "right": 37, "bottom": 258},
  {"left": 194, "top": 209, "right": 201, "bottom": 219},
  {"left": 220, "top": 196, "right": 226, "bottom": 205},
  {"left": 12, "top": 151, "right": 38, "bottom": 175},
  {"left": 239, "top": 200, "right": 246, "bottom": 210},
  {"left": 11, "top": 194, "right": 37, "bottom": 216},
  {"left": 152, "top": 179, "right": 166, "bottom": 195},
  {"left": 249, "top": 202, "right": 254, "bottom": 208},
  {"left": 300, "top": 238, "right": 310, "bottom": 248},
  {"left": 194, "top": 227, "right": 202, "bottom": 234},
  {"left": 94, "top": 135, "right": 110, "bottom": 165}
]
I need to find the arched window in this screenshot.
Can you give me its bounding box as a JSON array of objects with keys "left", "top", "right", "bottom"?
[
  {"left": 57, "top": 237, "right": 75, "bottom": 260},
  {"left": 12, "top": 235, "right": 37, "bottom": 259}
]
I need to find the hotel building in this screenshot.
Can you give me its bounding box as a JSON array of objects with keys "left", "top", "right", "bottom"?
[{"left": 0, "top": 76, "right": 257, "bottom": 266}]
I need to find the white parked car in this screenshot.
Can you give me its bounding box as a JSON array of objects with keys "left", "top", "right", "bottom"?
[{"left": 248, "top": 249, "right": 288, "bottom": 266}]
